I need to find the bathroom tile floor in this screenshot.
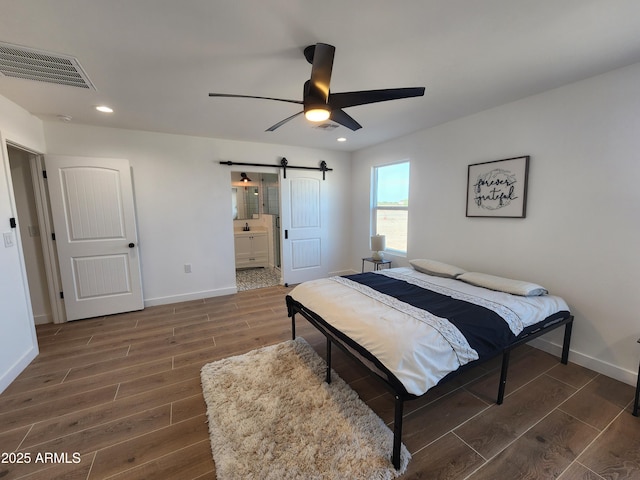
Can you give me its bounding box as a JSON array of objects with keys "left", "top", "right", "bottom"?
[{"left": 236, "top": 267, "right": 281, "bottom": 291}]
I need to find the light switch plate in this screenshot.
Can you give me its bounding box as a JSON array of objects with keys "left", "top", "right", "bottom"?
[{"left": 3, "top": 232, "right": 15, "bottom": 248}]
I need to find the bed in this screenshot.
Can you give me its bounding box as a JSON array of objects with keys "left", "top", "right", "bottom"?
[{"left": 285, "top": 262, "right": 573, "bottom": 469}]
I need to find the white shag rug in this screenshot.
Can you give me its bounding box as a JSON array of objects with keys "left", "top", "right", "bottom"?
[{"left": 200, "top": 337, "right": 410, "bottom": 480}]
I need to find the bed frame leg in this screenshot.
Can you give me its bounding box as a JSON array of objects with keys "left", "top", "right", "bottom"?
[
  {"left": 561, "top": 319, "right": 573, "bottom": 365},
  {"left": 291, "top": 312, "right": 296, "bottom": 340},
  {"left": 497, "top": 350, "right": 511, "bottom": 405},
  {"left": 392, "top": 395, "right": 403, "bottom": 470},
  {"left": 325, "top": 338, "right": 332, "bottom": 384},
  {"left": 633, "top": 362, "right": 639, "bottom": 417}
]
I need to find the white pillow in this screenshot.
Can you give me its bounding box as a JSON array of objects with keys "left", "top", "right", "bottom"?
[
  {"left": 410, "top": 259, "right": 466, "bottom": 279},
  {"left": 457, "top": 272, "right": 548, "bottom": 296}
]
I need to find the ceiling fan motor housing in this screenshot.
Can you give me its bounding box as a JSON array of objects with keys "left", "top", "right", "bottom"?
[{"left": 303, "top": 80, "right": 330, "bottom": 118}]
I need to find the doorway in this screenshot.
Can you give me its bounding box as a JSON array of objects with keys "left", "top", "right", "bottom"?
[
  {"left": 231, "top": 170, "right": 282, "bottom": 291},
  {"left": 7, "top": 149, "right": 144, "bottom": 324},
  {"left": 7, "top": 145, "right": 58, "bottom": 324}
]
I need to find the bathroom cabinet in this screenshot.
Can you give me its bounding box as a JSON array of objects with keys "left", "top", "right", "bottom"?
[{"left": 234, "top": 230, "right": 268, "bottom": 269}]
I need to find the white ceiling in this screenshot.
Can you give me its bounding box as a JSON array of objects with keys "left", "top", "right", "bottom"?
[{"left": 1, "top": 0, "right": 640, "bottom": 152}]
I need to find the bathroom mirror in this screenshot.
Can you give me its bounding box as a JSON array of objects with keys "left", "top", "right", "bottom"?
[{"left": 231, "top": 172, "right": 261, "bottom": 220}]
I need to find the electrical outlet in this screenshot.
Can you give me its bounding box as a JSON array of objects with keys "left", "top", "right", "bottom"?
[{"left": 184, "top": 264, "right": 192, "bottom": 273}]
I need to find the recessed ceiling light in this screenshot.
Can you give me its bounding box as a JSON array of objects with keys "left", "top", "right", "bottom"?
[
  {"left": 337, "top": 137, "right": 347, "bottom": 142},
  {"left": 95, "top": 105, "right": 113, "bottom": 113}
]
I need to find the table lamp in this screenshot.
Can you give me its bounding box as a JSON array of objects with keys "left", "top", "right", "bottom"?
[{"left": 370, "top": 234, "right": 386, "bottom": 260}]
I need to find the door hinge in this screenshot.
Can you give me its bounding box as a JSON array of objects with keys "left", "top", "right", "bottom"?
[
  {"left": 42, "top": 170, "right": 47, "bottom": 179},
  {"left": 51, "top": 233, "right": 56, "bottom": 241},
  {"left": 59, "top": 291, "right": 64, "bottom": 299},
  {"left": 9, "top": 217, "right": 16, "bottom": 228}
]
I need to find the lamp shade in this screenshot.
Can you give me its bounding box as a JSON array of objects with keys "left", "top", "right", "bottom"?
[{"left": 370, "top": 235, "right": 386, "bottom": 252}]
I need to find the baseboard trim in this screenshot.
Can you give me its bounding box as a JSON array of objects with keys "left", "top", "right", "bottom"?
[
  {"left": 33, "top": 313, "right": 53, "bottom": 325},
  {"left": 329, "top": 269, "right": 359, "bottom": 277},
  {"left": 529, "top": 337, "right": 637, "bottom": 387},
  {"left": 0, "top": 345, "right": 39, "bottom": 394},
  {"left": 144, "top": 287, "right": 238, "bottom": 307}
]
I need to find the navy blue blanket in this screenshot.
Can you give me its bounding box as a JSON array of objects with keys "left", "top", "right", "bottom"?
[{"left": 343, "top": 272, "right": 516, "bottom": 359}]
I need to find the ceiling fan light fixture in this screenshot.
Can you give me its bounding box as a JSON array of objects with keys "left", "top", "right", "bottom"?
[{"left": 304, "top": 106, "right": 331, "bottom": 122}]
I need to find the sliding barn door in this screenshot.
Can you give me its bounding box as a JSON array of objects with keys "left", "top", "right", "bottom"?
[
  {"left": 45, "top": 155, "right": 143, "bottom": 321},
  {"left": 280, "top": 170, "right": 328, "bottom": 285}
]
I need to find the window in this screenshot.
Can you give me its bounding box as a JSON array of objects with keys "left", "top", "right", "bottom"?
[{"left": 372, "top": 162, "right": 410, "bottom": 254}]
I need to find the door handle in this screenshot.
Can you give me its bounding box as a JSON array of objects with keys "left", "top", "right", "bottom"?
[
  {"left": 128, "top": 243, "right": 135, "bottom": 248},
  {"left": 284, "top": 230, "right": 288, "bottom": 239}
]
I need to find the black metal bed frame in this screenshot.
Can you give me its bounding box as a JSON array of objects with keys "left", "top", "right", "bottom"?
[{"left": 286, "top": 294, "right": 574, "bottom": 470}]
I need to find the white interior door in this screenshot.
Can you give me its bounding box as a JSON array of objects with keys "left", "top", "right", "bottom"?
[
  {"left": 45, "top": 155, "right": 143, "bottom": 321},
  {"left": 280, "top": 170, "right": 328, "bottom": 285}
]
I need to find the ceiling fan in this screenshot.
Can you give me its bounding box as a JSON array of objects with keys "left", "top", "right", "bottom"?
[{"left": 209, "top": 43, "right": 425, "bottom": 132}]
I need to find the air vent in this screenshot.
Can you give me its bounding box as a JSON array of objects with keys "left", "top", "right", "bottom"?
[
  {"left": 313, "top": 122, "right": 338, "bottom": 131},
  {"left": 0, "top": 42, "right": 95, "bottom": 90}
]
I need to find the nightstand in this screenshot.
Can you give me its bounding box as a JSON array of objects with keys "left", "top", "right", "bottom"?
[
  {"left": 634, "top": 337, "right": 639, "bottom": 417},
  {"left": 362, "top": 257, "right": 392, "bottom": 273}
]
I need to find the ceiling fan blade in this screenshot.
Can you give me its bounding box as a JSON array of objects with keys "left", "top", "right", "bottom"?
[
  {"left": 329, "top": 87, "right": 425, "bottom": 109},
  {"left": 209, "top": 93, "right": 302, "bottom": 106},
  {"left": 307, "top": 43, "right": 335, "bottom": 102},
  {"left": 265, "top": 111, "right": 304, "bottom": 132},
  {"left": 330, "top": 109, "right": 362, "bottom": 131}
]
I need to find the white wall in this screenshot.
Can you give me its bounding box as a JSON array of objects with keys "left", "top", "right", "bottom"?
[
  {"left": 42, "top": 123, "right": 352, "bottom": 306},
  {"left": 0, "top": 95, "right": 45, "bottom": 393},
  {"left": 351, "top": 62, "right": 640, "bottom": 385}
]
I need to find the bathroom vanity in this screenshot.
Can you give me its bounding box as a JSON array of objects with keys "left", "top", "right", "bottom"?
[{"left": 234, "top": 229, "right": 268, "bottom": 269}]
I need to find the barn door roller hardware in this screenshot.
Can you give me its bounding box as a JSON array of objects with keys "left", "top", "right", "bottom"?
[{"left": 219, "top": 157, "right": 332, "bottom": 180}]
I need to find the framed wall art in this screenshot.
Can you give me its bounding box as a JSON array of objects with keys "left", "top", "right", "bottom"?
[{"left": 466, "top": 155, "right": 529, "bottom": 218}]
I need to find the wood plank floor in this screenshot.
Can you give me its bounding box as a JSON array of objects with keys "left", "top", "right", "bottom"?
[{"left": 1, "top": 285, "right": 638, "bottom": 479}]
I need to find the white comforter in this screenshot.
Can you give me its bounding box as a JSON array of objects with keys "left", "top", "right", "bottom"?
[{"left": 289, "top": 267, "right": 569, "bottom": 396}]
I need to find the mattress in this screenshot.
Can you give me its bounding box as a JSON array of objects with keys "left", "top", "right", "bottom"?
[{"left": 289, "top": 267, "right": 570, "bottom": 396}]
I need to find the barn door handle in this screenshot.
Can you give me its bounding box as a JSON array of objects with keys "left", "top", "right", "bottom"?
[
  {"left": 284, "top": 230, "right": 288, "bottom": 239},
  {"left": 128, "top": 243, "right": 135, "bottom": 248}
]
